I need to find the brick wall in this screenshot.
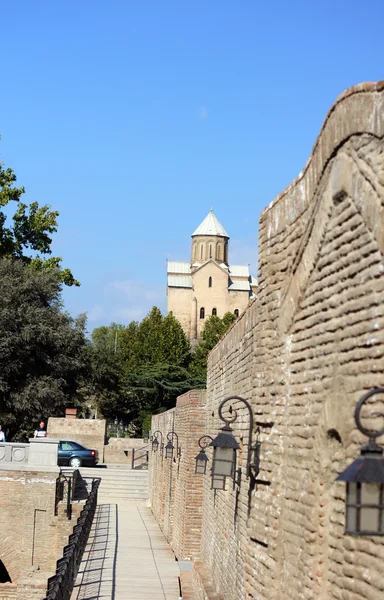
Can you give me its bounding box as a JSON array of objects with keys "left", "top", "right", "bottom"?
[
  {"left": 47, "top": 417, "right": 106, "bottom": 460},
  {"left": 149, "top": 390, "right": 207, "bottom": 559},
  {"left": 0, "top": 468, "right": 78, "bottom": 586},
  {"left": 201, "top": 81, "right": 384, "bottom": 600},
  {"left": 150, "top": 81, "right": 384, "bottom": 600}
]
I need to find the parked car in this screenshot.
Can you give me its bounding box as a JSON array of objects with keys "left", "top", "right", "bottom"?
[{"left": 58, "top": 441, "right": 98, "bottom": 468}]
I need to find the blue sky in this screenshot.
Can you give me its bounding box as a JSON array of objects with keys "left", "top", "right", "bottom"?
[{"left": 1, "top": 1, "right": 383, "bottom": 331}]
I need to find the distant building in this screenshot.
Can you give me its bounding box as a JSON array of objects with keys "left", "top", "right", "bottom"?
[{"left": 167, "top": 209, "right": 257, "bottom": 340}]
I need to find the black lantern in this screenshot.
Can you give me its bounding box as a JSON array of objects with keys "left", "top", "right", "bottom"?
[
  {"left": 195, "top": 435, "right": 213, "bottom": 474},
  {"left": 210, "top": 424, "right": 239, "bottom": 480},
  {"left": 337, "top": 388, "right": 384, "bottom": 535},
  {"left": 152, "top": 430, "right": 163, "bottom": 453},
  {"left": 165, "top": 431, "right": 179, "bottom": 459},
  {"left": 207, "top": 395, "right": 260, "bottom": 490}
]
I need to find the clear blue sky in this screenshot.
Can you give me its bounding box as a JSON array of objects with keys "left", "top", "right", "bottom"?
[{"left": 1, "top": 1, "right": 383, "bottom": 331}]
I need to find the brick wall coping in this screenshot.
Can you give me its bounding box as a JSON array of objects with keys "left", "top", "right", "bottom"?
[
  {"left": 0, "top": 465, "right": 60, "bottom": 474},
  {"left": 260, "top": 80, "right": 384, "bottom": 219}
]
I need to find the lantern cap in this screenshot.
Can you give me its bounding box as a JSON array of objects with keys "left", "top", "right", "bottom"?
[
  {"left": 209, "top": 424, "right": 240, "bottom": 450},
  {"left": 337, "top": 455, "right": 384, "bottom": 483},
  {"left": 195, "top": 449, "right": 209, "bottom": 462}
]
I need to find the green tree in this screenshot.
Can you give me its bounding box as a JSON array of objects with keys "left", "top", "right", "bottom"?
[
  {"left": 89, "top": 308, "right": 196, "bottom": 433},
  {"left": 190, "top": 312, "right": 237, "bottom": 379},
  {"left": 136, "top": 306, "right": 163, "bottom": 364},
  {"left": 0, "top": 259, "right": 88, "bottom": 439},
  {"left": 120, "top": 363, "right": 205, "bottom": 426},
  {"left": 0, "top": 156, "right": 79, "bottom": 286},
  {"left": 159, "top": 312, "right": 191, "bottom": 366}
]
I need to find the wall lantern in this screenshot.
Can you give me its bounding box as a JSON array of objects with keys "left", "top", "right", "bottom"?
[
  {"left": 337, "top": 388, "right": 384, "bottom": 536},
  {"left": 151, "top": 430, "right": 163, "bottom": 453},
  {"left": 195, "top": 435, "right": 213, "bottom": 474},
  {"left": 165, "top": 431, "right": 180, "bottom": 459},
  {"left": 197, "top": 395, "right": 261, "bottom": 490}
]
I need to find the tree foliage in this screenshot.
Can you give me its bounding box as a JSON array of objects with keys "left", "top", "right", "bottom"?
[
  {"left": 0, "top": 259, "right": 88, "bottom": 439},
  {"left": 0, "top": 156, "right": 79, "bottom": 286},
  {"left": 89, "top": 307, "right": 204, "bottom": 433},
  {"left": 190, "top": 312, "right": 237, "bottom": 379}
]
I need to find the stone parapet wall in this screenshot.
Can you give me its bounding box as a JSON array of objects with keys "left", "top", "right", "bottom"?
[
  {"left": 149, "top": 390, "right": 206, "bottom": 559},
  {"left": 150, "top": 81, "right": 384, "bottom": 600},
  {"left": 47, "top": 418, "right": 106, "bottom": 461},
  {"left": 204, "top": 81, "right": 384, "bottom": 600}
]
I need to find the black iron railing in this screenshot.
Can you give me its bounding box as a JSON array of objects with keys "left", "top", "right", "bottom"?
[
  {"left": 131, "top": 444, "right": 149, "bottom": 469},
  {"left": 43, "top": 478, "right": 101, "bottom": 600},
  {"left": 55, "top": 473, "right": 74, "bottom": 520}
]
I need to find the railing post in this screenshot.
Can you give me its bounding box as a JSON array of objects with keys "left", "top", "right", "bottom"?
[
  {"left": 131, "top": 448, "right": 135, "bottom": 469},
  {"left": 67, "top": 478, "right": 72, "bottom": 521}
]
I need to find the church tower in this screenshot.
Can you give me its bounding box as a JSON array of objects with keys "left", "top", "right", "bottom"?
[
  {"left": 167, "top": 209, "right": 257, "bottom": 340},
  {"left": 191, "top": 208, "right": 229, "bottom": 266}
]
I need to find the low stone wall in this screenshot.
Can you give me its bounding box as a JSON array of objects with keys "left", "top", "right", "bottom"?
[
  {"left": 0, "top": 466, "right": 78, "bottom": 586},
  {"left": 47, "top": 418, "right": 106, "bottom": 461},
  {"left": 104, "top": 437, "right": 146, "bottom": 465}
]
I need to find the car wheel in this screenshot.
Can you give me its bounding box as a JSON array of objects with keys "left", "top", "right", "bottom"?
[{"left": 69, "top": 457, "right": 82, "bottom": 468}]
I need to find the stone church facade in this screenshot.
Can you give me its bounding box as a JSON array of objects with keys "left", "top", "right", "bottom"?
[{"left": 167, "top": 209, "right": 257, "bottom": 339}]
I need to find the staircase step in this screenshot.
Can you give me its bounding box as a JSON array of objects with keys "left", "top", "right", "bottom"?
[{"left": 69, "top": 464, "right": 149, "bottom": 502}]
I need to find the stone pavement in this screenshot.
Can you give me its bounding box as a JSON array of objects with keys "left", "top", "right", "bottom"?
[{"left": 72, "top": 501, "right": 181, "bottom": 600}]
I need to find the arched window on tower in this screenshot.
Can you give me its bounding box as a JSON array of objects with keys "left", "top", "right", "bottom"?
[
  {"left": 200, "top": 244, "right": 204, "bottom": 260},
  {"left": 209, "top": 244, "right": 212, "bottom": 258},
  {"left": 200, "top": 307, "right": 205, "bottom": 319},
  {"left": 234, "top": 309, "right": 239, "bottom": 317},
  {"left": 217, "top": 244, "right": 221, "bottom": 261},
  {"left": 208, "top": 276, "right": 212, "bottom": 288},
  {"left": 212, "top": 308, "right": 217, "bottom": 316}
]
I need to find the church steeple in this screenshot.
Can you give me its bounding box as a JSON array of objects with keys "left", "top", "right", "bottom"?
[{"left": 191, "top": 209, "right": 229, "bottom": 265}]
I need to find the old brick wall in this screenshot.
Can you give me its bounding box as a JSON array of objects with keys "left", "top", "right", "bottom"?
[
  {"left": 47, "top": 417, "right": 106, "bottom": 460},
  {"left": 0, "top": 468, "right": 77, "bottom": 585},
  {"left": 149, "top": 390, "right": 207, "bottom": 559},
  {"left": 200, "top": 81, "right": 384, "bottom": 600},
  {"left": 149, "top": 81, "right": 384, "bottom": 600}
]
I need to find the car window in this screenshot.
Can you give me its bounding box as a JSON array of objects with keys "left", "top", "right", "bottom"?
[{"left": 61, "top": 442, "right": 78, "bottom": 451}]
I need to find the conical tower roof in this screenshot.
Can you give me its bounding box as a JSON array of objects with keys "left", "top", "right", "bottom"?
[{"left": 192, "top": 208, "right": 229, "bottom": 238}]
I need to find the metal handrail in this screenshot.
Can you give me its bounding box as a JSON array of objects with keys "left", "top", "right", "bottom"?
[
  {"left": 43, "top": 478, "right": 101, "bottom": 600},
  {"left": 131, "top": 444, "right": 149, "bottom": 469}
]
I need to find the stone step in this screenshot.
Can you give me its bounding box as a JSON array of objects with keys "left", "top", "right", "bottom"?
[{"left": 70, "top": 465, "right": 149, "bottom": 502}]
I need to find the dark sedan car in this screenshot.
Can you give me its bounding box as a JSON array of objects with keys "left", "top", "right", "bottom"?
[{"left": 58, "top": 441, "right": 98, "bottom": 468}]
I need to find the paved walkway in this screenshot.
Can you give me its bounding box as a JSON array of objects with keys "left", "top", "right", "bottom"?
[{"left": 72, "top": 501, "right": 181, "bottom": 600}]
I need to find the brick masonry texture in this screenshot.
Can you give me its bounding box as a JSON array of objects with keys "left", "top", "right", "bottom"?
[
  {"left": 149, "top": 390, "right": 207, "bottom": 559},
  {"left": 149, "top": 81, "right": 384, "bottom": 600},
  {"left": 0, "top": 469, "right": 79, "bottom": 598}
]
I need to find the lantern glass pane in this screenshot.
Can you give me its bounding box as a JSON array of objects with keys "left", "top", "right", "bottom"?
[
  {"left": 211, "top": 474, "right": 226, "bottom": 490},
  {"left": 166, "top": 447, "right": 173, "bottom": 459},
  {"left": 360, "top": 507, "right": 380, "bottom": 532},
  {"left": 195, "top": 459, "right": 207, "bottom": 474},
  {"left": 346, "top": 505, "right": 357, "bottom": 532},
  {"left": 361, "top": 483, "right": 380, "bottom": 505},
  {"left": 347, "top": 482, "right": 357, "bottom": 504},
  {"left": 213, "top": 447, "right": 235, "bottom": 477}
]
